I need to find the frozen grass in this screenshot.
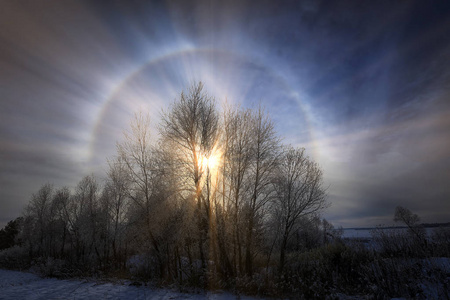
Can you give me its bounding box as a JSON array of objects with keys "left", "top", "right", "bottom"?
[{"left": 0, "top": 269, "right": 256, "bottom": 300}]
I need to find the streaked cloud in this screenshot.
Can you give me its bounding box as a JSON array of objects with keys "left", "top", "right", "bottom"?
[{"left": 1, "top": 0, "right": 449, "bottom": 228}]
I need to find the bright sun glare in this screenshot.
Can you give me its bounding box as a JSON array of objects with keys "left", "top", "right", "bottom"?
[{"left": 200, "top": 153, "right": 220, "bottom": 171}]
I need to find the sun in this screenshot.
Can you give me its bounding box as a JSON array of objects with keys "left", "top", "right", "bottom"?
[
  {"left": 200, "top": 153, "right": 220, "bottom": 171},
  {"left": 207, "top": 154, "right": 220, "bottom": 170}
]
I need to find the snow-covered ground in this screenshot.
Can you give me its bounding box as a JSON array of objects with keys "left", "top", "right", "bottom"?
[
  {"left": 0, "top": 269, "right": 255, "bottom": 300},
  {"left": 2, "top": 261, "right": 449, "bottom": 300}
]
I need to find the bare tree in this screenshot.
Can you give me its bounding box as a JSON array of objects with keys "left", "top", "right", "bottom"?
[
  {"left": 244, "top": 106, "right": 280, "bottom": 276},
  {"left": 160, "top": 82, "right": 220, "bottom": 270},
  {"left": 73, "top": 175, "right": 101, "bottom": 263},
  {"left": 221, "top": 105, "right": 254, "bottom": 275},
  {"left": 117, "top": 111, "right": 174, "bottom": 277},
  {"left": 394, "top": 206, "right": 425, "bottom": 242},
  {"left": 101, "top": 156, "right": 131, "bottom": 265},
  {"left": 394, "top": 206, "right": 420, "bottom": 228},
  {"left": 24, "top": 183, "right": 53, "bottom": 257},
  {"left": 117, "top": 111, "right": 156, "bottom": 209},
  {"left": 272, "top": 146, "right": 327, "bottom": 273},
  {"left": 51, "top": 187, "right": 72, "bottom": 258}
]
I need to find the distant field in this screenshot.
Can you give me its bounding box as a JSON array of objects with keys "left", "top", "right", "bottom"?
[
  {"left": 342, "top": 225, "right": 450, "bottom": 239},
  {"left": 342, "top": 228, "right": 373, "bottom": 239}
]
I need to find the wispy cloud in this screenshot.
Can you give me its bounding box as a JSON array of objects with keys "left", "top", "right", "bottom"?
[{"left": 1, "top": 0, "right": 449, "bottom": 228}]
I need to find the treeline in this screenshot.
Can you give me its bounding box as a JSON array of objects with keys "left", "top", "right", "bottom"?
[
  {"left": 0, "top": 218, "right": 22, "bottom": 251},
  {"left": 0, "top": 83, "right": 335, "bottom": 288}
]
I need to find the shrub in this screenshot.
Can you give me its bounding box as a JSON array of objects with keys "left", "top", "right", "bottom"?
[
  {"left": 371, "top": 226, "right": 427, "bottom": 257},
  {"left": 430, "top": 227, "right": 450, "bottom": 257},
  {"left": 275, "top": 243, "right": 373, "bottom": 298},
  {"left": 0, "top": 245, "right": 29, "bottom": 270},
  {"left": 30, "top": 257, "right": 67, "bottom": 278}
]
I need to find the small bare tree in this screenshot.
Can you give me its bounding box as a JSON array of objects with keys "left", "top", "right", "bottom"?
[
  {"left": 101, "top": 156, "right": 131, "bottom": 265},
  {"left": 73, "top": 175, "right": 100, "bottom": 263},
  {"left": 244, "top": 106, "right": 280, "bottom": 276},
  {"left": 24, "top": 183, "right": 53, "bottom": 257},
  {"left": 272, "top": 146, "right": 327, "bottom": 273},
  {"left": 51, "top": 187, "right": 71, "bottom": 258},
  {"left": 117, "top": 111, "right": 155, "bottom": 209},
  {"left": 394, "top": 206, "right": 426, "bottom": 244}
]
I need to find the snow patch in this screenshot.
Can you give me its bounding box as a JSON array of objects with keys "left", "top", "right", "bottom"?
[{"left": 0, "top": 269, "right": 255, "bottom": 300}]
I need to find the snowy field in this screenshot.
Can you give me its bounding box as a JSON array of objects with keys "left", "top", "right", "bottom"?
[
  {"left": 341, "top": 227, "right": 444, "bottom": 239},
  {"left": 341, "top": 228, "right": 372, "bottom": 239},
  {"left": 0, "top": 269, "right": 255, "bottom": 300}
]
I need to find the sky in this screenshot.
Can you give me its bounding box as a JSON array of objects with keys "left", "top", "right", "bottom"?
[{"left": 1, "top": 0, "right": 449, "bottom": 229}]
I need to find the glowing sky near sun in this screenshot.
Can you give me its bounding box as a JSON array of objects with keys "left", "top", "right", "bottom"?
[{"left": 1, "top": 0, "right": 449, "bottom": 228}]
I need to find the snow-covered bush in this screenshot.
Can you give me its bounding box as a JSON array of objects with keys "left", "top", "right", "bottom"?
[
  {"left": 127, "top": 254, "right": 153, "bottom": 279},
  {"left": 0, "top": 245, "right": 29, "bottom": 270},
  {"left": 30, "top": 257, "right": 67, "bottom": 278}
]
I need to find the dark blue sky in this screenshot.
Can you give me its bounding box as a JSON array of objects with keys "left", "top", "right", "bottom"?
[{"left": 1, "top": 0, "right": 449, "bottom": 228}]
